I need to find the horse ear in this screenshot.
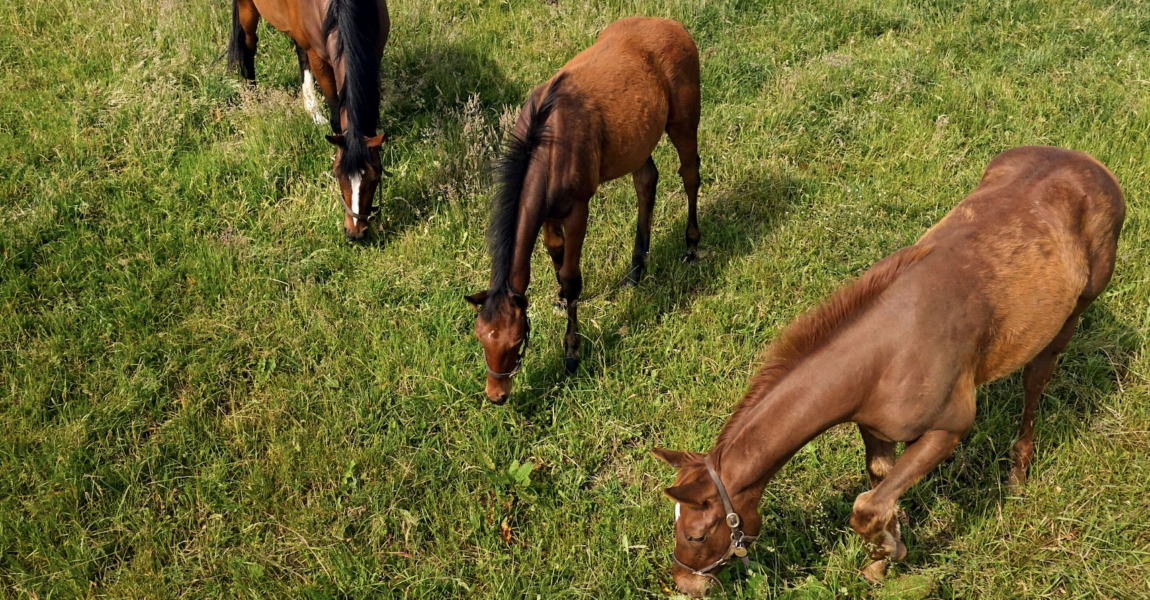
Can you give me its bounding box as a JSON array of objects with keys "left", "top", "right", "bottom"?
[
  {"left": 326, "top": 134, "right": 346, "bottom": 147},
  {"left": 366, "top": 133, "right": 386, "bottom": 148},
  {"left": 465, "top": 290, "right": 489, "bottom": 308},
  {"left": 664, "top": 481, "right": 711, "bottom": 507},
  {"left": 652, "top": 448, "right": 703, "bottom": 468}
]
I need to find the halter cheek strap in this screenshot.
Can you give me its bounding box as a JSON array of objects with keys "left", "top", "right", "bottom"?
[
  {"left": 671, "top": 455, "right": 758, "bottom": 581},
  {"left": 341, "top": 197, "right": 379, "bottom": 222}
]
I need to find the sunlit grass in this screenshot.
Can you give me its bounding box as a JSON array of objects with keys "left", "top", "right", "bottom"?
[{"left": 1, "top": 0, "right": 1148, "bottom": 597}]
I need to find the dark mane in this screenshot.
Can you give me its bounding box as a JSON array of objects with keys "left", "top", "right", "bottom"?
[
  {"left": 323, "top": 0, "right": 381, "bottom": 174},
  {"left": 715, "top": 244, "right": 934, "bottom": 446},
  {"left": 481, "top": 76, "right": 565, "bottom": 317}
]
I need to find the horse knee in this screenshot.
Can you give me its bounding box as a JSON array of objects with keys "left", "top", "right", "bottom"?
[{"left": 851, "top": 491, "right": 902, "bottom": 559}]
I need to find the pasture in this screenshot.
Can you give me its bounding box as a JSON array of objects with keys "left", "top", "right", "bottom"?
[{"left": 2, "top": 0, "right": 1149, "bottom": 597}]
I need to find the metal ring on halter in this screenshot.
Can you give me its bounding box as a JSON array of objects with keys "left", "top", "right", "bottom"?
[
  {"left": 482, "top": 313, "right": 531, "bottom": 379},
  {"left": 670, "top": 455, "right": 758, "bottom": 580}
]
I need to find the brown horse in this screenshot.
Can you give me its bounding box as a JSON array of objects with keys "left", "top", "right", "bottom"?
[
  {"left": 464, "top": 17, "right": 702, "bottom": 403},
  {"left": 228, "top": 0, "right": 390, "bottom": 239},
  {"left": 653, "top": 146, "right": 1125, "bottom": 597}
]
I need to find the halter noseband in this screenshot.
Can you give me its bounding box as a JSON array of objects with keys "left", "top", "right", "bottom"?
[
  {"left": 672, "top": 455, "right": 757, "bottom": 583},
  {"left": 483, "top": 312, "right": 531, "bottom": 379},
  {"left": 341, "top": 197, "right": 379, "bottom": 223}
]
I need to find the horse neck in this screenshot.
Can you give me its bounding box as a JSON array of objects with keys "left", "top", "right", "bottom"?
[
  {"left": 714, "top": 351, "right": 867, "bottom": 498},
  {"left": 504, "top": 149, "right": 551, "bottom": 295}
]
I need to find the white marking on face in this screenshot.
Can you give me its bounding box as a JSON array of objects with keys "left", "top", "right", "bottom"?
[
  {"left": 675, "top": 503, "right": 681, "bottom": 522},
  {"left": 302, "top": 71, "right": 326, "bottom": 124},
  {"left": 349, "top": 170, "right": 364, "bottom": 227}
]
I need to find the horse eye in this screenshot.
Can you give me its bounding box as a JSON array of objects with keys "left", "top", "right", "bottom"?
[{"left": 687, "top": 534, "right": 706, "bottom": 543}]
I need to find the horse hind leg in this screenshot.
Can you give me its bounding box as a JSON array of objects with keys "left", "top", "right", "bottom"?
[
  {"left": 624, "top": 156, "right": 658, "bottom": 286},
  {"left": 1009, "top": 301, "right": 1092, "bottom": 490},
  {"left": 665, "top": 122, "right": 700, "bottom": 262},
  {"left": 295, "top": 43, "right": 327, "bottom": 125},
  {"left": 228, "top": 0, "right": 260, "bottom": 83}
]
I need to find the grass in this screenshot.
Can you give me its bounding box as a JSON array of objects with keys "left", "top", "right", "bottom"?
[{"left": 2, "top": 0, "right": 1149, "bottom": 597}]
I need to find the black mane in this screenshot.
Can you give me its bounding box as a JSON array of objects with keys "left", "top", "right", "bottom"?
[
  {"left": 323, "top": 0, "right": 381, "bottom": 174},
  {"left": 484, "top": 78, "right": 565, "bottom": 314}
]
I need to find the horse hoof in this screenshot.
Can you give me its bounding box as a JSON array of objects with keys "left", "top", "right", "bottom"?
[
  {"left": 892, "top": 541, "right": 907, "bottom": 562},
  {"left": 683, "top": 250, "right": 698, "bottom": 263},
  {"left": 622, "top": 272, "right": 641, "bottom": 287},
  {"left": 1007, "top": 468, "right": 1027, "bottom": 492},
  {"left": 564, "top": 357, "right": 579, "bottom": 374},
  {"left": 862, "top": 559, "right": 887, "bottom": 583}
]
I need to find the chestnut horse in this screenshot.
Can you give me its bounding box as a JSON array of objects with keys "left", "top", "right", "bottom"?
[
  {"left": 228, "top": 0, "right": 390, "bottom": 239},
  {"left": 653, "top": 146, "right": 1125, "bottom": 597},
  {"left": 465, "top": 17, "right": 702, "bottom": 403}
]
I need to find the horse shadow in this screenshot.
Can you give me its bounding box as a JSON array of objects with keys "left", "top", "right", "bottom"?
[
  {"left": 361, "top": 40, "right": 523, "bottom": 247},
  {"left": 507, "top": 170, "right": 803, "bottom": 418},
  {"left": 743, "top": 300, "right": 1138, "bottom": 594}
]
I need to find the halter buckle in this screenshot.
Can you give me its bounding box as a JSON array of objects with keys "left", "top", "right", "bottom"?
[{"left": 726, "top": 513, "right": 741, "bottom": 529}]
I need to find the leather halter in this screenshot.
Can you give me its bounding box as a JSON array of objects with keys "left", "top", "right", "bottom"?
[
  {"left": 337, "top": 167, "right": 391, "bottom": 222},
  {"left": 672, "top": 455, "right": 757, "bottom": 581},
  {"left": 341, "top": 197, "right": 378, "bottom": 223},
  {"left": 483, "top": 312, "right": 531, "bottom": 379}
]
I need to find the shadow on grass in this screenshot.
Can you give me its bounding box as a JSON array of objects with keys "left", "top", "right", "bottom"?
[
  {"left": 362, "top": 40, "right": 520, "bottom": 250},
  {"left": 508, "top": 171, "right": 804, "bottom": 418}
]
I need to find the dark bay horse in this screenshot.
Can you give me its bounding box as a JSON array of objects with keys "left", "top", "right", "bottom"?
[
  {"left": 653, "top": 146, "right": 1125, "bottom": 597},
  {"left": 228, "top": 0, "right": 389, "bottom": 239},
  {"left": 465, "top": 17, "right": 702, "bottom": 403}
]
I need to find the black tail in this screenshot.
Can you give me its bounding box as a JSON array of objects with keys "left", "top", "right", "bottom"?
[
  {"left": 486, "top": 76, "right": 565, "bottom": 293},
  {"left": 227, "top": 0, "right": 248, "bottom": 75},
  {"left": 323, "top": 0, "right": 381, "bottom": 174}
]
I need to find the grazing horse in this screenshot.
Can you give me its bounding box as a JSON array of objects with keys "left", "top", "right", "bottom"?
[
  {"left": 653, "top": 146, "right": 1125, "bottom": 598},
  {"left": 227, "top": 0, "right": 390, "bottom": 239},
  {"left": 464, "top": 17, "right": 702, "bottom": 403}
]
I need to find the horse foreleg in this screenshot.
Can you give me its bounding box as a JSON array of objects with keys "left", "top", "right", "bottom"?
[
  {"left": 294, "top": 44, "right": 327, "bottom": 125},
  {"left": 308, "top": 52, "right": 341, "bottom": 134},
  {"left": 859, "top": 425, "right": 897, "bottom": 488},
  {"left": 851, "top": 428, "right": 963, "bottom": 582},
  {"left": 625, "top": 156, "right": 658, "bottom": 286},
  {"left": 559, "top": 203, "right": 589, "bottom": 375},
  {"left": 543, "top": 219, "right": 566, "bottom": 311}
]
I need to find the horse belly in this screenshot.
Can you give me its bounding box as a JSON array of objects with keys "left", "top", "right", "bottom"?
[
  {"left": 976, "top": 247, "right": 1086, "bottom": 383},
  {"left": 252, "top": 0, "right": 296, "bottom": 34}
]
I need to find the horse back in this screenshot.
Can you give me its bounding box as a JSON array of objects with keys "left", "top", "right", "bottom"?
[{"left": 918, "top": 146, "right": 1124, "bottom": 383}]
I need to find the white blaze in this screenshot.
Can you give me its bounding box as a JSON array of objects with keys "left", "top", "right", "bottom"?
[
  {"left": 349, "top": 170, "right": 364, "bottom": 227},
  {"left": 675, "top": 503, "right": 681, "bottom": 522},
  {"left": 302, "top": 70, "right": 326, "bottom": 124}
]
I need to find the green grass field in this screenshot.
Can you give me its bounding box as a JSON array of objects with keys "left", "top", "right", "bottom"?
[{"left": 3, "top": 0, "right": 1149, "bottom": 597}]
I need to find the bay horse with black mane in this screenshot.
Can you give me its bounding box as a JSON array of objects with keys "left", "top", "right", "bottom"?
[
  {"left": 465, "top": 17, "right": 702, "bottom": 403},
  {"left": 653, "top": 146, "right": 1124, "bottom": 597},
  {"left": 228, "top": 0, "right": 389, "bottom": 239}
]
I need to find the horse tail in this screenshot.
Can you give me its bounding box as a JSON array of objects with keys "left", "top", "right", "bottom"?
[
  {"left": 487, "top": 75, "right": 566, "bottom": 290},
  {"left": 227, "top": 0, "right": 247, "bottom": 73},
  {"left": 323, "top": 0, "right": 381, "bottom": 174}
]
